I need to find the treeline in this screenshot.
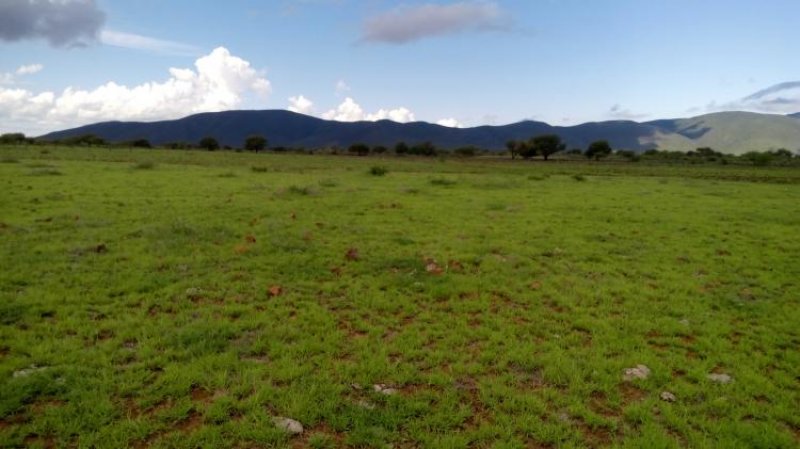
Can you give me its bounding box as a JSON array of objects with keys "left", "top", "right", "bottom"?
[{"left": 2, "top": 132, "right": 799, "bottom": 166}]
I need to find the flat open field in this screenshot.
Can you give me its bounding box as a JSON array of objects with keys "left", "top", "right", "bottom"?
[{"left": 1, "top": 148, "right": 798, "bottom": 448}]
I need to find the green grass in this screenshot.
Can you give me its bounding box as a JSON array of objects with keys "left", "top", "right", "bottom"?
[{"left": 1, "top": 147, "right": 799, "bottom": 448}]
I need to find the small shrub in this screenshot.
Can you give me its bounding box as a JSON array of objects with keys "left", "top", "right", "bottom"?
[
  {"left": 287, "top": 185, "right": 312, "bottom": 195},
  {"left": 528, "top": 174, "right": 549, "bottom": 181},
  {"left": 30, "top": 168, "right": 62, "bottom": 176},
  {"left": 40, "top": 149, "right": 50, "bottom": 155},
  {"left": 318, "top": 179, "right": 338, "bottom": 187},
  {"left": 430, "top": 177, "right": 456, "bottom": 186},
  {"left": 218, "top": 172, "right": 237, "bottom": 178},
  {"left": 132, "top": 161, "right": 155, "bottom": 170},
  {"left": 1, "top": 157, "right": 19, "bottom": 163},
  {"left": 369, "top": 166, "right": 388, "bottom": 176},
  {"left": 251, "top": 166, "right": 269, "bottom": 173},
  {"left": 572, "top": 174, "right": 586, "bottom": 182}
]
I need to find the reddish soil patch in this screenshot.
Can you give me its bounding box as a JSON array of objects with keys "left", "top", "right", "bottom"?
[
  {"left": 618, "top": 383, "right": 646, "bottom": 404},
  {"left": 291, "top": 422, "right": 346, "bottom": 449},
  {"left": 588, "top": 391, "right": 619, "bottom": 418},
  {"left": 574, "top": 417, "right": 615, "bottom": 447},
  {"left": 23, "top": 435, "right": 56, "bottom": 449}
]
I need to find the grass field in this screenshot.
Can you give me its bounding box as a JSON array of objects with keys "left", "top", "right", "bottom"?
[{"left": 1, "top": 147, "right": 798, "bottom": 448}]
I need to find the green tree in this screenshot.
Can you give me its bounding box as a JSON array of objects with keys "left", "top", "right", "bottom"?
[
  {"left": 529, "top": 134, "right": 566, "bottom": 161},
  {"left": 372, "top": 145, "right": 388, "bottom": 154},
  {"left": 586, "top": 140, "right": 612, "bottom": 160},
  {"left": 244, "top": 135, "right": 267, "bottom": 153},
  {"left": 0, "top": 133, "right": 26, "bottom": 144},
  {"left": 506, "top": 140, "right": 521, "bottom": 160},
  {"left": 198, "top": 136, "right": 220, "bottom": 151},
  {"left": 394, "top": 141, "right": 409, "bottom": 155},
  {"left": 131, "top": 138, "right": 152, "bottom": 148},
  {"left": 348, "top": 143, "right": 370, "bottom": 156}
]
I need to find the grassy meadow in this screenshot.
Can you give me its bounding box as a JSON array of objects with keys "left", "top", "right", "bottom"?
[{"left": 0, "top": 147, "right": 798, "bottom": 448}]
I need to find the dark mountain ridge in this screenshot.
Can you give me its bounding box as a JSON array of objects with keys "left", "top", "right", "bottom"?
[{"left": 39, "top": 109, "right": 800, "bottom": 154}]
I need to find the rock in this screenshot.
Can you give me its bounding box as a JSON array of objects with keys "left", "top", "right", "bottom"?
[
  {"left": 350, "top": 383, "right": 363, "bottom": 391},
  {"left": 356, "top": 400, "right": 376, "bottom": 410},
  {"left": 660, "top": 391, "right": 676, "bottom": 402},
  {"left": 373, "top": 384, "right": 397, "bottom": 395},
  {"left": 13, "top": 365, "right": 47, "bottom": 378},
  {"left": 623, "top": 364, "right": 651, "bottom": 381},
  {"left": 707, "top": 373, "right": 733, "bottom": 384},
  {"left": 272, "top": 416, "right": 303, "bottom": 435},
  {"left": 185, "top": 287, "right": 202, "bottom": 298}
]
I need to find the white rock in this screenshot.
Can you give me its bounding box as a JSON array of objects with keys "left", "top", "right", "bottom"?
[
  {"left": 707, "top": 373, "right": 733, "bottom": 384},
  {"left": 272, "top": 416, "right": 303, "bottom": 435},
  {"left": 12, "top": 365, "right": 47, "bottom": 378},
  {"left": 660, "top": 391, "right": 676, "bottom": 402},
  {"left": 373, "top": 384, "right": 398, "bottom": 395},
  {"left": 623, "top": 364, "right": 651, "bottom": 381}
]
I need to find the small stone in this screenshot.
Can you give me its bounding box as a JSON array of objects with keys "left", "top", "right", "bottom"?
[
  {"left": 373, "top": 384, "right": 397, "bottom": 395},
  {"left": 660, "top": 391, "right": 676, "bottom": 402},
  {"left": 707, "top": 373, "right": 733, "bottom": 384},
  {"left": 272, "top": 416, "right": 303, "bottom": 435},
  {"left": 679, "top": 319, "right": 690, "bottom": 326},
  {"left": 185, "top": 287, "right": 202, "bottom": 298},
  {"left": 12, "top": 365, "right": 47, "bottom": 378},
  {"left": 350, "top": 383, "right": 363, "bottom": 391},
  {"left": 356, "top": 400, "right": 376, "bottom": 410},
  {"left": 623, "top": 364, "right": 651, "bottom": 381}
]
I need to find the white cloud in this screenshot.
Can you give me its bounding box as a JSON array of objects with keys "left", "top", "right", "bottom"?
[
  {"left": 335, "top": 79, "right": 350, "bottom": 95},
  {"left": 288, "top": 95, "right": 314, "bottom": 115},
  {"left": 99, "top": 29, "right": 200, "bottom": 56},
  {"left": 361, "top": 1, "right": 511, "bottom": 44},
  {"left": 0, "top": 47, "right": 270, "bottom": 134},
  {"left": 436, "top": 117, "right": 462, "bottom": 128},
  {"left": 16, "top": 64, "right": 43, "bottom": 75},
  {"left": 321, "top": 97, "right": 416, "bottom": 123}
]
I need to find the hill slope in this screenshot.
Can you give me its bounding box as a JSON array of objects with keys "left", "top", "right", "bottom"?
[{"left": 39, "top": 110, "right": 800, "bottom": 154}]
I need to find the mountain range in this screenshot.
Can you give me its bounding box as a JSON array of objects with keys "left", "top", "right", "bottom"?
[{"left": 40, "top": 110, "right": 800, "bottom": 154}]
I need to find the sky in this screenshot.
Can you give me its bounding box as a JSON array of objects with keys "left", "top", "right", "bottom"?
[{"left": 1, "top": 0, "right": 799, "bottom": 135}]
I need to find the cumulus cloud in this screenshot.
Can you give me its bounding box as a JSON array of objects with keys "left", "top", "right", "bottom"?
[
  {"left": 726, "top": 81, "right": 800, "bottom": 114},
  {"left": 436, "top": 118, "right": 463, "bottom": 128},
  {"left": 0, "top": 47, "right": 270, "bottom": 134},
  {"left": 99, "top": 30, "right": 200, "bottom": 56},
  {"left": 321, "top": 97, "right": 416, "bottom": 123},
  {"left": 0, "top": 0, "right": 105, "bottom": 47},
  {"left": 288, "top": 95, "right": 314, "bottom": 115},
  {"left": 361, "top": 1, "right": 511, "bottom": 44}
]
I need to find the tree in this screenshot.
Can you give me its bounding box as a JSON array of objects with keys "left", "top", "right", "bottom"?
[
  {"left": 198, "top": 136, "right": 220, "bottom": 151},
  {"left": 410, "top": 141, "right": 436, "bottom": 156},
  {"left": 394, "top": 141, "right": 409, "bottom": 155},
  {"left": 586, "top": 140, "right": 612, "bottom": 160},
  {"left": 372, "top": 145, "right": 388, "bottom": 154},
  {"left": 529, "top": 134, "right": 565, "bottom": 161},
  {"left": 506, "top": 140, "right": 520, "bottom": 160},
  {"left": 244, "top": 135, "right": 267, "bottom": 153},
  {"left": 348, "top": 143, "right": 370, "bottom": 156},
  {"left": 0, "top": 133, "right": 26, "bottom": 144},
  {"left": 131, "top": 138, "right": 152, "bottom": 148}
]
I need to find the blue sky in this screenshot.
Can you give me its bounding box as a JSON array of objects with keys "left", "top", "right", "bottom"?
[{"left": 1, "top": 0, "right": 799, "bottom": 135}]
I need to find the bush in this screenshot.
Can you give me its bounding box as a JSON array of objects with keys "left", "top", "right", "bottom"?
[
  {"left": 572, "top": 174, "right": 587, "bottom": 182},
  {"left": 430, "top": 177, "right": 456, "bottom": 186},
  {"left": 251, "top": 166, "right": 269, "bottom": 173},
  {"left": 132, "top": 161, "right": 156, "bottom": 170},
  {"left": 369, "top": 166, "right": 388, "bottom": 176}
]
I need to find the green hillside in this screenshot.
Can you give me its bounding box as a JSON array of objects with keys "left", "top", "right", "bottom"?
[{"left": 652, "top": 112, "right": 800, "bottom": 154}]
